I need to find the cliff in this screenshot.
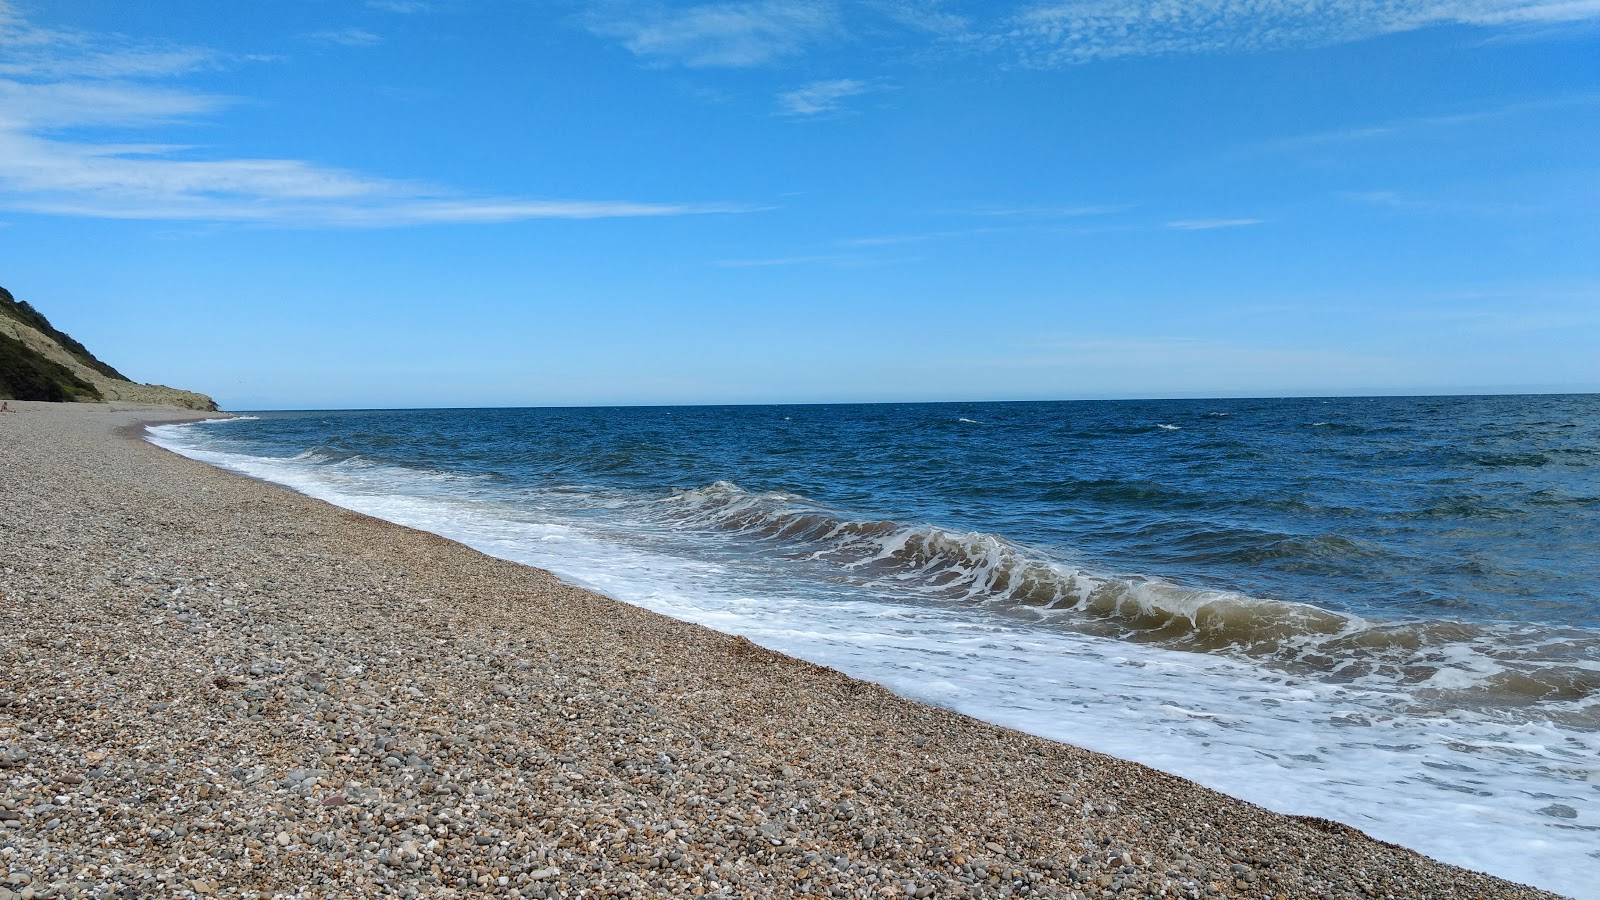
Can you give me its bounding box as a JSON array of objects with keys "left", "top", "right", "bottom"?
[{"left": 0, "top": 285, "right": 219, "bottom": 410}]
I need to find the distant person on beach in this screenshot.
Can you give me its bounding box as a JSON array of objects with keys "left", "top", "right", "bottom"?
[{"left": 0, "top": 401, "right": 12, "bottom": 412}]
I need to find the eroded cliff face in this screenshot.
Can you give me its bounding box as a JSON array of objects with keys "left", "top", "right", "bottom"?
[{"left": 0, "top": 295, "right": 219, "bottom": 411}]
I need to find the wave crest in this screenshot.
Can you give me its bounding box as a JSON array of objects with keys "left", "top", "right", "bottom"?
[{"left": 650, "top": 481, "right": 1599, "bottom": 717}]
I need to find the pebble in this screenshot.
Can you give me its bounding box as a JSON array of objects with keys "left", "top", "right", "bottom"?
[{"left": 0, "top": 403, "right": 1563, "bottom": 900}]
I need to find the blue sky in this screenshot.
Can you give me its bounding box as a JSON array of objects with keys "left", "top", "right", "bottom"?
[{"left": 1, "top": 0, "right": 1596, "bottom": 409}]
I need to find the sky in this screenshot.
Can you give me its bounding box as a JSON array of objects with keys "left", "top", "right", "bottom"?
[{"left": 1, "top": 0, "right": 1596, "bottom": 409}]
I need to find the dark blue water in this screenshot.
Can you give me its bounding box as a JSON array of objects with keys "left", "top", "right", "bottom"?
[
  {"left": 192, "top": 395, "right": 1600, "bottom": 630},
  {"left": 151, "top": 394, "right": 1600, "bottom": 895}
]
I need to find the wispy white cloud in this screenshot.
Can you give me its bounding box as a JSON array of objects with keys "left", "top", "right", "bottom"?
[
  {"left": 1340, "top": 189, "right": 1538, "bottom": 217},
  {"left": 861, "top": 0, "right": 972, "bottom": 35},
  {"left": 838, "top": 207, "right": 1232, "bottom": 244},
  {"left": 0, "top": 2, "right": 743, "bottom": 226},
  {"left": 1167, "top": 218, "right": 1263, "bottom": 230},
  {"left": 0, "top": 112, "right": 746, "bottom": 226},
  {"left": 1266, "top": 93, "right": 1600, "bottom": 151},
  {"left": 1346, "top": 190, "right": 1441, "bottom": 211},
  {"left": 586, "top": 0, "right": 979, "bottom": 69},
  {"left": 0, "top": 124, "right": 744, "bottom": 225},
  {"left": 999, "top": 0, "right": 1600, "bottom": 65},
  {"left": 1458, "top": 0, "right": 1600, "bottom": 23},
  {"left": 0, "top": 2, "right": 218, "bottom": 80},
  {"left": 587, "top": 0, "right": 841, "bottom": 67},
  {"left": 1473, "top": 13, "right": 1600, "bottom": 42},
  {"left": 584, "top": 0, "right": 1600, "bottom": 72},
  {"left": 777, "top": 77, "right": 871, "bottom": 115},
  {"left": 0, "top": 78, "right": 227, "bottom": 128},
  {"left": 304, "top": 28, "right": 386, "bottom": 47},
  {"left": 0, "top": 45, "right": 217, "bottom": 79}
]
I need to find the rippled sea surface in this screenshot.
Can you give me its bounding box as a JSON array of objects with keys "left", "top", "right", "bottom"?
[{"left": 150, "top": 395, "right": 1600, "bottom": 897}]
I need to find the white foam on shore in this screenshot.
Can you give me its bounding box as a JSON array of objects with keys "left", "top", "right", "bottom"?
[{"left": 148, "top": 423, "right": 1600, "bottom": 899}]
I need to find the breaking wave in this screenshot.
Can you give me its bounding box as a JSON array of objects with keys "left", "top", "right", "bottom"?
[
  {"left": 651, "top": 481, "right": 1600, "bottom": 722},
  {"left": 145, "top": 398, "right": 1600, "bottom": 898}
]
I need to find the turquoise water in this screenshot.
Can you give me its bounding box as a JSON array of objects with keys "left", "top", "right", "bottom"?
[{"left": 151, "top": 394, "right": 1600, "bottom": 897}]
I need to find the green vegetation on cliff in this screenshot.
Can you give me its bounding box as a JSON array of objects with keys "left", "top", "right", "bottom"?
[
  {"left": 0, "top": 330, "right": 104, "bottom": 401},
  {"left": 1, "top": 284, "right": 117, "bottom": 401},
  {"left": 0, "top": 284, "right": 220, "bottom": 409},
  {"left": 1, "top": 285, "right": 129, "bottom": 380}
]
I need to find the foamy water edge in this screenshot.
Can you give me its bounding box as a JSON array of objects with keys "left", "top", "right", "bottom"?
[{"left": 147, "top": 423, "right": 1598, "bottom": 898}]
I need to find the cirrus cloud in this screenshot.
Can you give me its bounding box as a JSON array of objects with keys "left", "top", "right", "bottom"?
[
  {"left": 777, "top": 77, "right": 872, "bottom": 115},
  {"left": 586, "top": 0, "right": 841, "bottom": 67},
  {"left": 0, "top": 1, "right": 746, "bottom": 226},
  {"left": 303, "top": 28, "right": 386, "bottom": 48},
  {"left": 1167, "top": 218, "right": 1263, "bottom": 230},
  {"left": 1001, "top": 0, "right": 1600, "bottom": 65},
  {"left": 583, "top": 0, "right": 1600, "bottom": 69}
]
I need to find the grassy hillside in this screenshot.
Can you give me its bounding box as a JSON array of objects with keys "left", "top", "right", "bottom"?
[
  {"left": 0, "top": 284, "right": 218, "bottom": 409},
  {"left": 0, "top": 285, "right": 129, "bottom": 380},
  {"left": 0, "top": 330, "right": 105, "bottom": 401}
]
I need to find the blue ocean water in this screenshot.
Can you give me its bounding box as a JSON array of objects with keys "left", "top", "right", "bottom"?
[{"left": 150, "top": 395, "right": 1600, "bottom": 897}]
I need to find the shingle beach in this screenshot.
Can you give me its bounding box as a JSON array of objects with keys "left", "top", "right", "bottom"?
[{"left": 0, "top": 402, "right": 1563, "bottom": 899}]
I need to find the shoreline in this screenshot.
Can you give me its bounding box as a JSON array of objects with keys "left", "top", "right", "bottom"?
[{"left": 0, "top": 401, "right": 1564, "bottom": 899}]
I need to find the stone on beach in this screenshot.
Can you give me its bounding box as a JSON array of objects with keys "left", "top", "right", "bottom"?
[{"left": 0, "top": 401, "right": 1564, "bottom": 899}]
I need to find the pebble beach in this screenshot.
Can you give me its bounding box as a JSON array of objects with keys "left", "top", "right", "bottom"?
[{"left": 0, "top": 402, "right": 1566, "bottom": 899}]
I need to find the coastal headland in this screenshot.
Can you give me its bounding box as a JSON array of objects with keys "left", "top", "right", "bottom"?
[{"left": 0, "top": 402, "right": 1563, "bottom": 899}]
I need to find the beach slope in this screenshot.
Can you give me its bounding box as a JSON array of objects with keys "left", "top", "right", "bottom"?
[{"left": 0, "top": 402, "right": 1562, "bottom": 898}]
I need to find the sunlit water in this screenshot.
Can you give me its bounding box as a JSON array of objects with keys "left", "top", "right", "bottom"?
[{"left": 149, "top": 396, "right": 1600, "bottom": 897}]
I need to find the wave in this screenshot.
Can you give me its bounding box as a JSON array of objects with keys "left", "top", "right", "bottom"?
[
  {"left": 1300, "top": 421, "right": 1408, "bottom": 436},
  {"left": 1468, "top": 452, "right": 1551, "bottom": 468},
  {"left": 152, "top": 422, "right": 1600, "bottom": 724},
  {"left": 1396, "top": 496, "right": 1521, "bottom": 520},
  {"left": 149, "top": 427, "right": 493, "bottom": 492},
  {"left": 650, "top": 481, "right": 1600, "bottom": 720},
  {"left": 290, "top": 445, "right": 363, "bottom": 464},
  {"left": 1213, "top": 532, "right": 1394, "bottom": 563},
  {"left": 143, "top": 404, "right": 1600, "bottom": 898}
]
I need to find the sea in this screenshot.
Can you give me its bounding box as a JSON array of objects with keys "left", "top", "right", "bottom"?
[{"left": 147, "top": 394, "right": 1600, "bottom": 898}]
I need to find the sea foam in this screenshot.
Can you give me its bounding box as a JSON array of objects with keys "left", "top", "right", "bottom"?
[{"left": 147, "top": 420, "right": 1599, "bottom": 898}]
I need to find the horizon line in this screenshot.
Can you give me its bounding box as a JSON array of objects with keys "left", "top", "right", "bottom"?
[{"left": 219, "top": 387, "right": 1600, "bottom": 413}]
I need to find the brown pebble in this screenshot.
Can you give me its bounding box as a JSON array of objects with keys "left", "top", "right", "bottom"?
[{"left": 0, "top": 403, "right": 1563, "bottom": 900}]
